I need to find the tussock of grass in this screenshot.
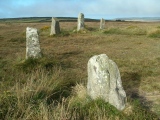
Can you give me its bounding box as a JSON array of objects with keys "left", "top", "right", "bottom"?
[
  {"left": 9, "top": 37, "right": 26, "bottom": 43},
  {"left": 15, "top": 56, "right": 73, "bottom": 72},
  {"left": 130, "top": 28, "right": 147, "bottom": 35},
  {"left": 1, "top": 73, "right": 158, "bottom": 119},
  {"left": 15, "top": 58, "right": 42, "bottom": 72},
  {"left": 0, "top": 68, "right": 76, "bottom": 119},
  {"left": 147, "top": 29, "right": 160, "bottom": 38},
  {"left": 103, "top": 28, "right": 122, "bottom": 34},
  {"left": 65, "top": 84, "right": 158, "bottom": 119}
]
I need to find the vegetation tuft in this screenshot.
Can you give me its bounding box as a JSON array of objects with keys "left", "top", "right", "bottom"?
[
  {"left": 103, "top": 28, "right": 122, "bottom": 34},
  {"left": 148, "top": 29, "right": 160, "bottom": 38},
  {"left": 9, "top": 37, "right": 26, "bottom": 43}
]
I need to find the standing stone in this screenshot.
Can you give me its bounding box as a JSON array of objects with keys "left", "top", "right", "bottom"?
[
  {"left": 100, "top": 18, "right": 105, "bottom": 30},
  {"left": 77, "top": 13, "right": 85, "bottom": 31},
  {"left": 26, "top": 27, "right": 42, "bottom": 59},
  {"left": 50, "top": 17, "right": 60, "bottom": 35},
  {"left": 87, "top": 54, "right": 126, "bottom": 110}
]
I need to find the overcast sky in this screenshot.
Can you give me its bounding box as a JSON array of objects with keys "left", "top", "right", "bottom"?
[{"left": 0, "top": 0, "right": 160, "bottom": 19}]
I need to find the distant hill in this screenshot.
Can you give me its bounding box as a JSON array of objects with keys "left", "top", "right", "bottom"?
[
  {"left": 1, "top": 17, "right": 159, "bottom": 23},
  {"left": 116, "top": 17, "right": 160, "bottom": 22},
  {"left": 0, "top": 17, "right": 100, "bottom": 23}
]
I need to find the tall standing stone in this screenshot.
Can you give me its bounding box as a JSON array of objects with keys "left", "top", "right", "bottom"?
[
  {"left": 100, "top": 18, "right": 105, "bottom": 30},
  {"left": 50, "top": 17, "right": 60, "bottom": 35},
  {"left": 87, "top": 54, "right": 126, "bottom": 111},
  {"left": 77, "top": 13, "right": 85, "bottom": 31},
  {"left": 26, "top": 27, "right": 42, "bottom": 59}
]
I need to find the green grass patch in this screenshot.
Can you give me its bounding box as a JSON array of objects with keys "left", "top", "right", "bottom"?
[
  {"left": 68, "top": 96, "right": 158, "bottom": 119},
  {"left": 15, "top": 58, "right": 59, "bottom": 72},
  {"left": 0, "top": 91, "right": 17, "bottom": 119},
  {"left": 9, "top": 37, "right": 26, "bottom": 43},
  {"left": 148, "top": 29, "right": 160, "bottom": 38},
  {"left": 49, "top": 29, "right": 71, "bottom": 37},
  {"left": 0, "top": 35, "right": 4, "bottom": 40},
  {"left": 85, "top": 25, "right": 98, "bottom": 31},
  {"left": 15, "top": 56, "right": 73, "bottom": 72},
  {"left": 103, "top": 28, "right": 122, "bottom": 34},
  {"left": 70, "top": 98, "right": 123, "bottom": 119}
]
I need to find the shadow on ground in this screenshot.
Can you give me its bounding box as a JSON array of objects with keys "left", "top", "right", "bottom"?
[{"left": 121, "top": 71, "right": 155, "bottom": 112}]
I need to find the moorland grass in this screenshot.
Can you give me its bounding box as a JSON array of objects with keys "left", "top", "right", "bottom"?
[{"left": 0, "top": 20, "right": 160, "bottom": 119}]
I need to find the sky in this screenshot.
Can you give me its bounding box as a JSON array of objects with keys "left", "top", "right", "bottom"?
[{"left": 0, "top": 0, "right": 160, "bottom": 19}]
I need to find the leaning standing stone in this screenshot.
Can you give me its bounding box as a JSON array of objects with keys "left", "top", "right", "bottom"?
[
  {"left": 87, "top": 54, "right": 126, "bottom": 111},
  {"left": 26, "top": 27, "right": 42, "bottom": 59},
  {"left": 100, "top": 18, "right": 105, "bottom": 30},
  {"left": 50, "top": 17, "right": 60, "bottom": 35},
  {"left": 77, "top": 13, "right": 85, "bottom": 31}
]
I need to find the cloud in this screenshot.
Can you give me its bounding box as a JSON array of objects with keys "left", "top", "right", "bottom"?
[
  {"left": 85, "top": 0, "right": 160, "bottom": 17},
  {"left": 0, "top": 0, "right": 160, "bottom": 18}
]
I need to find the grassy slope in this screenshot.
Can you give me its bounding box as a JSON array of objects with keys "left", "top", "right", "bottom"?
[{"left": 0, "top": 18, "right": 160, "bottom": 119}]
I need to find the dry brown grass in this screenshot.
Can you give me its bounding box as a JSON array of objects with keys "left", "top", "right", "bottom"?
[{"left": 0, "top": 20, "right": 160, "bottom": 119}]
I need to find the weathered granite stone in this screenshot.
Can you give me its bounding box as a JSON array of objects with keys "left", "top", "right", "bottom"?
[
  {"left": 26, "top": 27, "right": 42, "bottom": 59},
  {"left": 77, "top": 13, "right": 85, "bottom": 31},
  {"left": 100, "top": 18, "right": 105, "bottom": 30},
  {"left": 50, "top": 17, "right": 60, "bottom": 35},
  {"left": 87, "top": 54, "right": 126, "bottom": 110}
]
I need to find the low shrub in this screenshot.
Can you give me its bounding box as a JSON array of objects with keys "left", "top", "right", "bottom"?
[{"left": 40, "top": 26, "right": 50, "bottom": 31}]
